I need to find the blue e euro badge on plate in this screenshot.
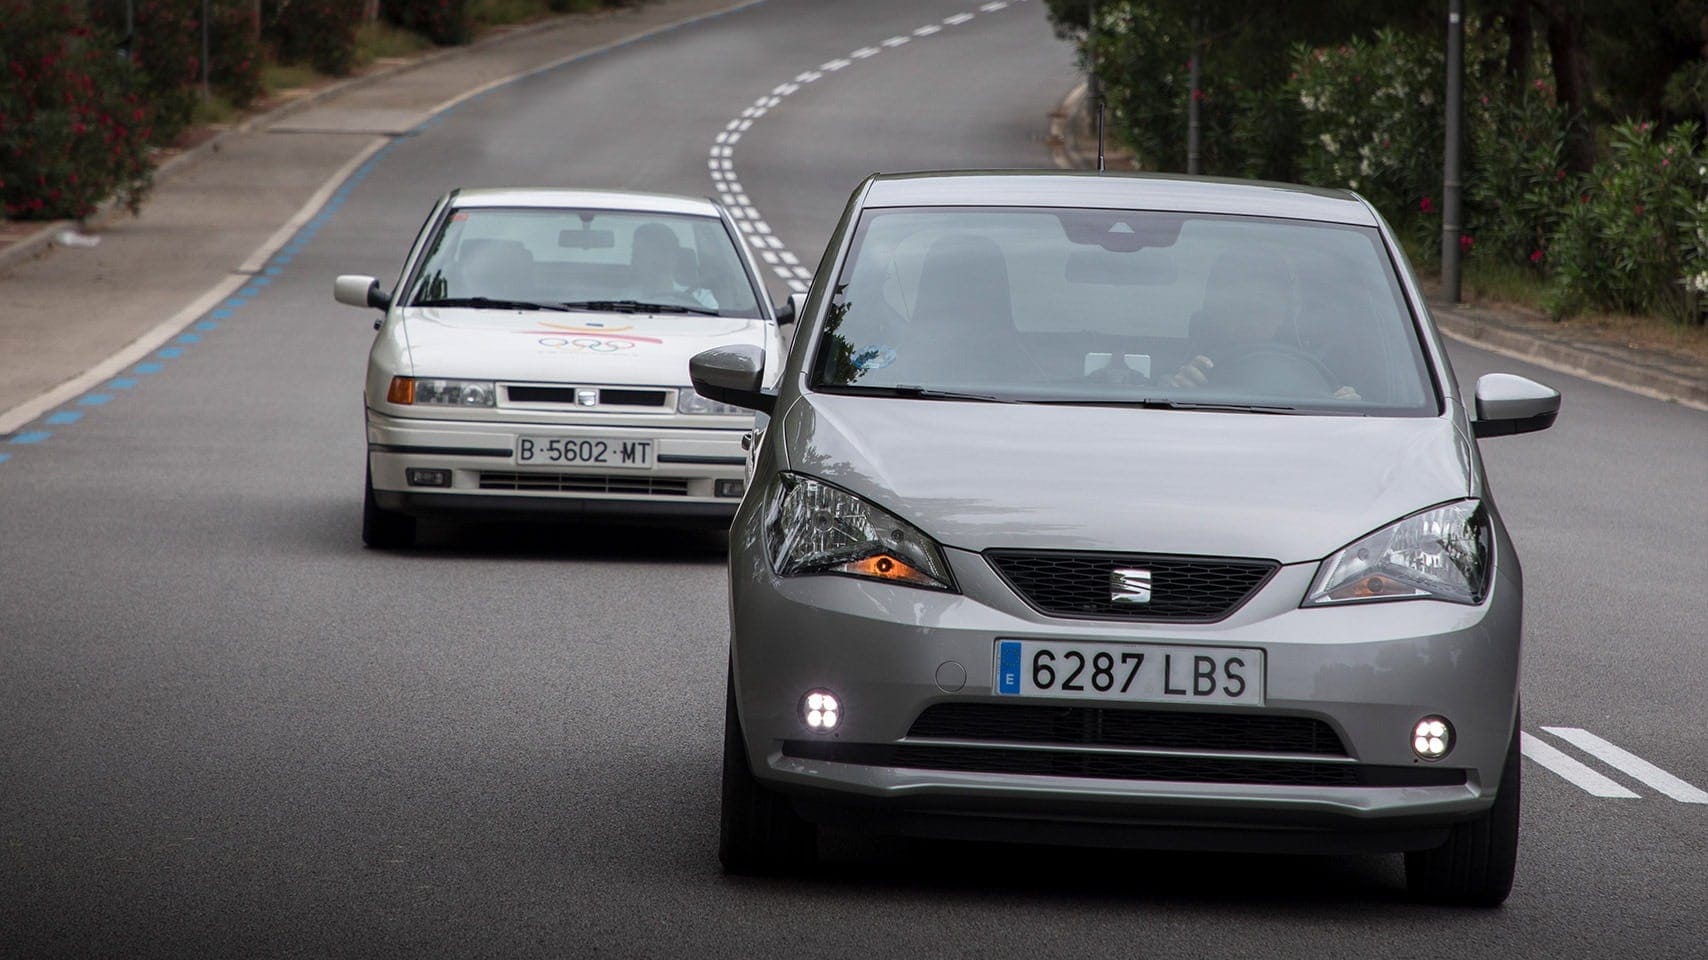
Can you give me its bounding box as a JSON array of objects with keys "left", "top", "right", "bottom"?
[{"left": 996, "top": 640, "right": 1022, "bottom": 695}]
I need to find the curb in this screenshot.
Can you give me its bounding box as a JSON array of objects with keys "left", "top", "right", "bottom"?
[
  {"left": 0, "top": 13, "right": 597, "bottom": 277},
  {"left": 1046, "top": 80, "right": 1707, "bottom": 411}
]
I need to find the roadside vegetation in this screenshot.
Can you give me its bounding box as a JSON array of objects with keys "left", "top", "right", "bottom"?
[
  {"left": 0, "top": 0, "right": 642, "bottom": 226},
  {"left": 1046, "top": 1, "right": 1708, "bottom": 329}
]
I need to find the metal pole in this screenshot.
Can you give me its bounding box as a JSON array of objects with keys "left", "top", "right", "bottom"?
[
  {"left": 1441, "top": 0, "right": 1464, "bottom": 302},
  {"left": 1187, "top": 18, "right": 1201, "bottom": 175},
  {"left": 201, "top": 0, "right": 211, "bottom": 100}
]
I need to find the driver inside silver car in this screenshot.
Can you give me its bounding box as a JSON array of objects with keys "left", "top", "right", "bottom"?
[{"left": 1169, "top": 247, "right": 1362, "bottom": 400}]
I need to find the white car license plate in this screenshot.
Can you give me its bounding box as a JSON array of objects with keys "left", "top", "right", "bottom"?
[
  {"left": 516, "top": 436, "right": 654, "bottom": 468},
  {"left": 994, "top": 639, "right": 1264, "bottom": 706}
]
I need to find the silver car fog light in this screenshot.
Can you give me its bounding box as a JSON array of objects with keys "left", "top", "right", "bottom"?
[
  {"left": 1412, "top": 716, "right": 1454, "bottom": 760},
  {"left": 802, "top": 690, "right": 840, "bottom": 733}
]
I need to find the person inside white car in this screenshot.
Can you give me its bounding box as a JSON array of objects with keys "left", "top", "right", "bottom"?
[{"left": 628, "top": 221, "right": 717, "bottom": 310}]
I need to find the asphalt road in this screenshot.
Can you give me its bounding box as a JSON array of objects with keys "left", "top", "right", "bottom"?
[{"left": 3, "top": 1, "right": 1705, "bottom": 957}]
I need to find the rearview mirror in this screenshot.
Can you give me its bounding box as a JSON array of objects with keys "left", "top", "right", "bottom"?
[
  {"left": 690, "top": 344, "right": 773, "bottom": 414},
  {"left": 334, "top": 274, "right": 390, "bottom": 310},
  {"left": 1471, "top": 373, "right": 1560, "bottom": 438},
  {"left": 775, "top": 292, "right": 807, "bottom": 325}
]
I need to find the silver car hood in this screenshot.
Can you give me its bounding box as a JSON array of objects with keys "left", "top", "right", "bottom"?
[
  {"left": 780, "top": 394, "right": 1475, "bottom": 563},
  {"left": 400, "top": 307, "right": 768, "bottom": 385}
]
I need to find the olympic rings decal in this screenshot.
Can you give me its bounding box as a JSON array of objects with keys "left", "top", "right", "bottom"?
[{"left": 537, "top": 337, "right": 638, "bottom": 352}]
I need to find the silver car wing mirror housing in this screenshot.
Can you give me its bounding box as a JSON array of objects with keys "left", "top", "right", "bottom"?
[
  {"left": 1471, "top": 373, "right": 1560, "bottom": 438},
  {"left": 334, "top": 274, "right": 391, "bottom": 311},
  {"left": 690, "top": 343, "right": 774, "bottom": 415},
  {"left": 775, "top": 291, "right": 808, "bottom": 325}
]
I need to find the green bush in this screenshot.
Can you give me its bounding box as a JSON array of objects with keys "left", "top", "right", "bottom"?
[
  {"left": 0, "top": 1, "right": 153, "bottom": 219},
  {"left": 265, "top": 0, "right": 361, "bottom": 76},
  {"left": 1462, "top": 79, "right": 1576, "bottom": 272},
  {"left": 1287, "top": 31, "right": 1443, "bottom": 230},
  {"left": 89, "top": 0, "right": 263, "bottom": 143},
  {"left": 384, "top": 0, "right": 474, "bottom": 47},
  {"left": 1547, "top": 121, "right": 1708, "bottom": 319}
]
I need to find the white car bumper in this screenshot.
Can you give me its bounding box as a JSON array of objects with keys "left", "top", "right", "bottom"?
[{"left": 366, "top": 409, "right": 749, "bottom": 522}]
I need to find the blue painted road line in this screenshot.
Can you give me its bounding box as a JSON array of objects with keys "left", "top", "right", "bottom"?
[
  {"left": 45, "top": 411, "right": 82, "bottom": 425},
  {"left": 135, "top": 363, "right": 163, "bottom": 374},
  {"left": 211, "top": 308, "right": 234, "bottom": 319},
  {"left": 109, "top": 378, "right": 139, "bottom": 389},
  {"left": 195, "top": 320, "right": 218, "bottom": 330},
  {"left": 224, "top": 297, "right": 247, "bottom": 309},
  {"left": 10, "top": 431, "right": 51, "bottom": 444},
  {"left": 176, "top": 333, "right": 202, "bottom": 344},
  {"left": 250, "top": 275, "right": 272, "bottom": 287},
  {"left": 0, "top": 453, "right": 10, "bottom": 464},
  {"left": 78, "top": 394, "right": 112, "bottom": 406},
  {"left": 157, "top": 347, "right": 184, "bottom": 359}
]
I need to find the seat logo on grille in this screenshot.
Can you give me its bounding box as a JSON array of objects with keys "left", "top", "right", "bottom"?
[{"left": 1109, "top": 568, "right": 1153, "bottom": 604}]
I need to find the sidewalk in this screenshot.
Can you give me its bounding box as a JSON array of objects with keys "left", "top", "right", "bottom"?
[
  {"left": 1049, "top": 82, "right": 1708, "bottom": 410},
  {"left": 0, "top": 0, "right": 757, "bottom": 434}
]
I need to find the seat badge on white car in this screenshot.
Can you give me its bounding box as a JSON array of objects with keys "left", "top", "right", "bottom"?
[{"left": 1109, "top": 568, "right": 1153, "bottom": 604}]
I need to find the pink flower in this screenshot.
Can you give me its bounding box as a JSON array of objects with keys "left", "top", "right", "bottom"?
[
  {"left": 1529, "top": 249, "right": 1544, "bottom": 263},
  {"left": 1634, "top": 204, "right": 1645, "bottom": 216},
  {"left": 1419, "top": 196, "right": 1435, "bottom": 214},
  {"left": 1460, "top": 234, "right": 1475, "bottom": 253}
]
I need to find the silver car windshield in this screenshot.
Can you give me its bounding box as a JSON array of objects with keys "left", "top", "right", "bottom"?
[
  {"left": 406, "top": 207, "right": 763, "bottom": 317},
  {"left": 812, "top": 207, "right": 1437, "bottom": 414}
]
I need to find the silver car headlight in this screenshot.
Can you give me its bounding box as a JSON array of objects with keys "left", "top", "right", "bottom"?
[
  {"left": 1305, "top": 499, "right": 1491, "bottom": 606},
  {"left": 676, "top": 387, "right": 751, "bottom": 416},
  {"left": 387, "top": 377, "right": 496, "bottom": 407},
  {"left": 764, "top": 473, "right": 955, "bottom": 591}
]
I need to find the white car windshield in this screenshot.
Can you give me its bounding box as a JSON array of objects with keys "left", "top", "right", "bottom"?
[
  {"left": 406, "top": 206, "right": 764, "bottom": 318},
  {"left": 812, "top": 207, "right": 1437, "bottom": 415}
]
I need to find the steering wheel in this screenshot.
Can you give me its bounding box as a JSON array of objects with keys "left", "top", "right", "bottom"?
[{"left": 1215, "top": 342, "right": 1338, "bottom": 397}]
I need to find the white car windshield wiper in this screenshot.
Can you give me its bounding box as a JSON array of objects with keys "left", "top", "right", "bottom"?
[
  {"left": 560, "top": 299, "right": 720, "bottom": 316},
  {"left": 415, "top": 296, "right": 570, "bottom": 312}
]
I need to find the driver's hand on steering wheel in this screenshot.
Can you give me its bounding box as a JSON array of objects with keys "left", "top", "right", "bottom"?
[{"left": 1169, "top": 355, "right": 1213, "bottom": 389}]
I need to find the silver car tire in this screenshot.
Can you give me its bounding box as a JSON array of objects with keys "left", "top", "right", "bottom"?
[
  {"left": 362, "top": 466, "right": 417, "bottom": 550},
  {"left": 719, "top": 665, "right": 816, "bottom": 874},
  {"left": 1404, "top": 715, "right": 1520, "bottom": 907}
]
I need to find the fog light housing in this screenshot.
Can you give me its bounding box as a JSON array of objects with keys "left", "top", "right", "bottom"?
[
  {"left": 801, "top": 690, "right": 840, "bottom": 733},
  {"left": 1412, "top": 716, "right": 1453, "bottom": 760},
  {"left": 406, "top": 468, "right": 451, "bottom": 488},
  {"left": 716, "top": 479, "right": 745, "bottom": 498}
]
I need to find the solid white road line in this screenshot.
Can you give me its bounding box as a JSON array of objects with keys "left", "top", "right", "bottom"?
[
  {"left": 1521, "top": 732, "right": 1640, "bottom": 798},
  {"left": 1542, "top": 727, "right": 1708, "bottom": 804},
  {"left": 0, "top": 139, "right": 388, "bottom": 437}
]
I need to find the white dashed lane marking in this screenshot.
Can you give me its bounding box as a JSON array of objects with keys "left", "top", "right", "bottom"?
[{"left": 706, "top": 3, "right": 1030, "bottom": 295}]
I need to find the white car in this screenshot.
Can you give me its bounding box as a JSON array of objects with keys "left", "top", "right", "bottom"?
[{"left": 334, "top": 188, "right": 789, "bottom": 548}]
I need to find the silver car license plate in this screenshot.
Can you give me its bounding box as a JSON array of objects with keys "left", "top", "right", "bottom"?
[
  {"left": 516, "top": 436, "right": 654, "bottom": 468},
  {"left": 993, "top": 639, "right": 1264, "bottom": 706}
]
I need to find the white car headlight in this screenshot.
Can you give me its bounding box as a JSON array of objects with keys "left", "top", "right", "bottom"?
[
  {"left": 676, "top": 387, "right": 751, "bottom": 416},
  {"left": 765, "top": 473, "right": 955, "bottom": 591},
  {"left": 1305, "top": 499, "right": 1491, "bottom": 606},
  {"left": 387, "top": 377, "right": 496, "bottom": 407}
]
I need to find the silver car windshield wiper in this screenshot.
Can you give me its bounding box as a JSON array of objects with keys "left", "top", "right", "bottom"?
[
  {"left": 887, "top": 384, "right": 1023, "bottom": 404},
  {"left": 559, "top": 299, "right": 720, "bottom": 316},
  {"left": 414, "top": 296, "right": 570, "bottom": 312},
  {"left": 1043, "top": 397, "right": 1299, "bottom": 413}
]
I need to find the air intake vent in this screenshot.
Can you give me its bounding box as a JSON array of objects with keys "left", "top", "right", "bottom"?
[
  {"left": 908, "top": 703, "right": 1347, "bottom": 756},
  {"left": 478, "top": 472, "right": 689, "bottom": 496}
]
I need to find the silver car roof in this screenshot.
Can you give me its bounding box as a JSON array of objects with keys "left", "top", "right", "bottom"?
[
  {"left": 450, "top": 187, "right": 722, "bottom": 217},
  {"left": 861, "top": 171, "right": 1376, "bottom": 226}
]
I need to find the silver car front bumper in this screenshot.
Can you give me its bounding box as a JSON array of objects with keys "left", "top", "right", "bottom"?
[{"left": 729, "top": 532, "right": 1522, "bottom": 850}]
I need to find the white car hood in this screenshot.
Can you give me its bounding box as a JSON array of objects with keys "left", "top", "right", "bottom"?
[{"left": 400, "top": 307, "right": 768, "bottom": 385}]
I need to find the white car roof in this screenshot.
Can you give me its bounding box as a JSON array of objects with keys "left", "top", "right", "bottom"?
[{"left": 451, "top": 187, "right": 722, "bottom": 218}]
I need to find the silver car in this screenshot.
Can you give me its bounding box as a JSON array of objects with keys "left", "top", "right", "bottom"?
[{"left": 691, "top": 172, "right": 1560, "bottom": 906}]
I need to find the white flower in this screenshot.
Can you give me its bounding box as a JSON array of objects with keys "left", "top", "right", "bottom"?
[
  {"left": 1689, "top": 271, "right": 1708, "bottom": 294},
  {"left": 1319, "top": 133, "right": 1339, "bottom": 155}
]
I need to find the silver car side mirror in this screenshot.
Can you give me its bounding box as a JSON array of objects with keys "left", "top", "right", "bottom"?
[
  {"left": 775, "top": 291, "right": 807, "bottom": 326},
  {"left": 690, "top": 344, "right": 773, "bottom": 415},
  {"left": 1472, "top": 373, "right": 1560, "bottom": 438},
  {"left": 334, "top": 274, "right": 391, "bottom": 311}
]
